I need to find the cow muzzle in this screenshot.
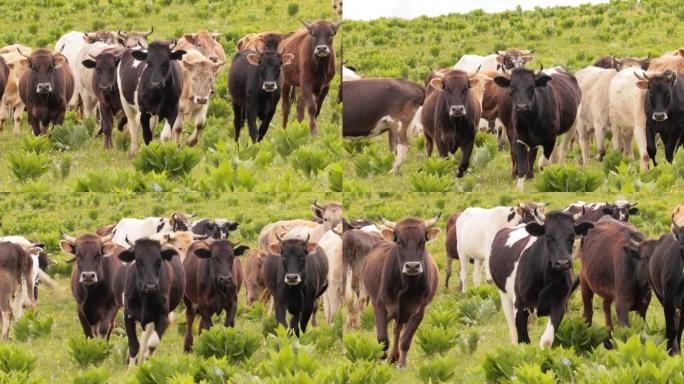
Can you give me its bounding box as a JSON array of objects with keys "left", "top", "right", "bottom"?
[
  {"left": 402, "top": 261, "right": 423, "bottom": 276},
  {"left": 149, "top": 81, "right": 163, "bottom": 89},
  {"left": 99, "top": 84, "right": 115, "bottom": 93},
  {"left": 262, "top": 81, "right": 278, "bottom": 92},
  {"left": 516, "top": 104, "right": 530, "bottom": 112},
  {"left": 652, "top": 112, "right": 668, "bottom": 121},
  {"left": 79, "top": 271, "right": 98, "bottom": 285},
  {"left": 552, "top": 259, "right": 572, "bottom": 270},
  {"left": 36, "top": 83, "right": 52, "bottom": 94},
  {"left": 216, "top": 275, "right": 232, "bottom": 287},
  {"left": 449, "top": 105, "right": 466, "bottom": 117},
  {"left": 284, "top": 273, "right": 302, "bottom": 286},
  {"left": 192, "top": 96, "right": 209, "bottom": 104},
  {"left": 143, "top": 282, "right": 159, "bottom": 294},
  {"left": 315, "top": 45, "right": 331, "bottom": 57}
]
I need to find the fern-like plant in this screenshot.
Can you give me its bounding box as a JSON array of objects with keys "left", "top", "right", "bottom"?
[
  {"left": 72, "top": 366, "right": 108, "bottom": 384},
  {"left": 20, "top": 134, "right": 50, "bottom": 154},
  {"left": 193, "top": 325, "right": 261, "bottom": 362},
  {"left": 292, "top": 145, "right": 330, "bottom": 177},
  {"left": 535, "top": 163, "right": 603, "bottom": 192},
  {"left": 416, "top": 354, "right": 457, "bottom": 383},
  {"left": 415, "top": 324, "right": 458, "bottom": 357},
  {"left": 6, "top": 151, "right": 49, "bottom": 182},
  {"left": 342, "top": 332, "right": 384, "bottom": 362},
  {"left": 0, "top": 344, "right": 37, "bottom": 374},
  {"left": 133, "top": 142, "right": 200, "bottom": 178},
  {"left": 12, "top": 311, "right": 53, "bottom": 341},
  {"left": 409, "top": 172, "right": 453, "bottom": 192},
  {"left": 272, "top": 122, "right": 309, "bottom": 158},
  {"left": 552, "top": 316, "right": 609, "bottom": 354},
  {"left": 67, "top": 336, "right": 112, "bottom": 368}
]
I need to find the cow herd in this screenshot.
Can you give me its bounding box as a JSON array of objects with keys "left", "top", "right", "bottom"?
[
  {"left": 342, "top": 47, "right": 684, "bottom": 190},
  {"left": 0, "top": 20, "right": 338, "bottom": 156}
]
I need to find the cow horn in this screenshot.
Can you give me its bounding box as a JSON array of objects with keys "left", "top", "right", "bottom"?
[
  {"left": 381, "top": 217, "right": 396, "bottom": 229},
  {"left": 631, "top": 202, "right": 638, "bottom": 207},
  {"left": 117, "top": 30, "right": 129, "bottom": 39},
  {"left": 312, "top": 199, "right": 323, "bottom": 210},
  {"left": 496, "top": 50, "right": 506, "bottom": 56},
  {"left": 125, "top": 236, "right": 134, "bottom": 246},
  {"left": 572, "top": 209, "right": 585, "bottom": 222},
  {"left": 424, "top": 214, "right": 440, "bottom": 227},
  {"left": 645, "top": 52, "right": 651, "bottom": 60},
  {"left": 634, "top": 71, "right": 646, "bottom": 80},
  {"left": 16, "top": 47, "right": 29, "bottom": 59},
  {"left": 60, "top": 231, "right": 76, "bottom": 243},
  {"left": 300, "top": 19, "right": 313, "bottom": 30},
  {"left": 143, "top": 26, "right": 154, "bottom": 37},
  {"left": 331, "top": 228, "right": 343, "bottom": 236},
  {"left": 475, "top": 65, "right": 481, "bottom": 74},
  {"left": 169, "top": 39, "right": 177, "bottom": 50},
  {"left": 100, "top": 233, "right": 113, "bottom": 243},
  {"left": 305, "top": 233, "right": 310, "bottom": 243},
  {"left": 666, "top": 70, "right": 676, "bottom": 82}
]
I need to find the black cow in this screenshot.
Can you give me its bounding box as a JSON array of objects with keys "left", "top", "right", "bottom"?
[
  {"left": 191, "top": 219, "right": 239, "bottom": 240},
  {"left": 494, "top": 67, "right": 581, "bottom": 190},
  {"left": 263, "top": 235, "right": 328, "bottom": 336},
  {"left": 118, "top": 40, "right": 185, "bottom": 156},
  {"left": 564, "top": 200, "right": 639, "bottom": 223},
  {"left": 113, "top": 238, "right": 185, "bottom": 366},
  {"left": 635, "top": 70, "right": 684, "bottom": 165},
  {"left": 490, "top": 211, "right": 594, "bottom": 347},
  {"left": 228, "top": 48, "right": 293, "bottom": 143}
]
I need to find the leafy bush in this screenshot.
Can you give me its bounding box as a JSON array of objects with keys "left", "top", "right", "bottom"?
[
  {"left": 300, "top": 323, "right": 339, "bottom": 352},
  {"left": 193, "top": 357, "right": 238, "bottom": 383},
  {"left": 0, "top": 344, "right": 36, "bottom": 374},
  {"left": 133, "top": 142, "right": 200, "bottom": 178},
  {"left": 257, "top": 344, "right": 320, "bottom": 378},
  {"left": 354, "top": 147, "right": 394, "bottom": 177},
  {"left": 287, "top": 3, "right": 299, "bottom": 16},
  {"left": 360, "top": 305, "right": 375, "bottom": 330},
  {"left": 328, "top": 162, "right": 343, "bottom": 191},
  {"left": 67, "top": 336, "right": 112, "bottom": 368},
  {"left": 409, "top": 172, "right": 453, "bottom": 192},
  {"left": 509, "top": 363, "right": 556, "bottom": 384},
  {"left": 416, "top": 354, "right": 457, "bottom": 383},
  {"left": 456, "top": 296, "right": 498, "bottom": 326},
  {"left": 602, "top": 151, "right": 626, "bottom": 175},
  {"left": 135, "top": 354, "right": 195, "bottom": 384},
  {"left": 12, "top": 311, "right": 53, "bottom": 341},
  {"left": 20, "top": 135, "right": 50, "bottom": 154},
  {"left": 535, "top": 163, "right": 603, "bottom": 192},
  {"left": 6, "top": 151, "right": 50, "bottom": 182},
  {"left": 272, "top": 122, "right": 309, "bottom": 158},
  {"left": 421, "top": 157, "right": 457, "bottom": 177},
  {"left": 193, "top": 325, "right": 261, "bottom": 362},
  {"left": 426, "top": 305, "right": 458, "bottom": 329},
  {"left": 50, "top": 152, "right": 73, "bottom": 180},
  {"left": 552, "top": 316, "right": 610, "bottom": 354},
  {"left": 72, "top": 366, "right": 108, "bottom": 384},
  {"left": 49, "top": 122, "right": 91, "bottom": 151},
  {"left": 343, "top": 332, "right": 384, "bottom": 362},
  {"left": 291, "top": 145, "right": 331, "bottom": 177},
  {"left": 196, "top": 161, "right": 259, "bottom": 192},
  {"left": 73, "top": 170, "right": 132, "bottom": 192},
  {"left": 415, "top": 324, "right": 458, "bottom": 357},
  {"left": 0, "top": 371, "right": 40, "bottom": 384}
]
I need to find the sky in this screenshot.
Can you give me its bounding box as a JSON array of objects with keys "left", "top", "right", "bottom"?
[{"left": 344, "top": 0, "right": 610, "bottom": 21}]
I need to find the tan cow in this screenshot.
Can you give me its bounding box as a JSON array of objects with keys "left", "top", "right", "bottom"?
[
  {"left": 148, "top": 231, "right": 207, "bottom": 262},
  {"left": 178, "top": 49, "right": 225, "bottom": 146},
  {"left": 116, "top": 28, "right": 153, "bottom": 49},
  {"left": 76, "top": 43, "right": 123, "bottom": 120},
  {"left": 672, "top": 202, "right": 684, "bottom": 229},
  {"left": 0, "top": 242, "right": 34, "bottom": 339},
  {"left": 176, "top": 30, "right": 225, "bottom": 65},
  {"left": 236, "top": 32, "right": 289, "bottom": 52},
  {"left": 257, "top": 200, "right": 343, "bottom": 249},
  {"left": 0, "top": 45, "right": 32, "bottom": 133},
  {"left": 243, "top": 249, "right": 269, "bottom": 306}
]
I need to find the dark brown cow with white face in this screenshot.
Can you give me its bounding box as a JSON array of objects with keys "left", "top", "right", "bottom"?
[
  {"left": 0, "top": 242, "right": 34, "bottom": 339},
  {"left": 363, "top": 216, "right": 440, "bottom": 367}
]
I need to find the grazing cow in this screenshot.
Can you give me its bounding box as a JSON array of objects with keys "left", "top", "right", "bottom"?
[
  {"left": 111, "top": 213, "right": 191, "bottom": 247},
  {"left": 363, "top": 216, "right": 439, "bottom": 367},
  {"left": 183, "top": 240, "right": 248, "bottom": 351},
  {"left": 280, "top": 20, "right": 340, "bottom": 135},
  {"left": 244, "top": 249, "right": 269, "bottom": 305},
  {"left": 81, "top": 47, "right": 126, "bottom": 148},
  {"left": 178, "top": 49, "right": 224, "bottom": 146},
  {"left": 342, "top": 225, "right": 383, "bottom": 328},
  {"left": 454, "top": 49, "right": 535, "bottom": 73},
  {"left": 117, "top": 28, "right": 153, "bottom": 49},
  {"left": 0, "top": 45, "right": 32, "bottom": 133},
  {"left": 563, "top": 200, "right": 639, "bottom": 223},
  {"left": 649, "top": 225, "right": 684, "bottom": 354},
  {"left": 113, "top": 238, "right": 185, "bottom": 366},
  {"left": 229, "top": 47, "right": 293, "bottom": 143},
  {"left": 60, "top": 232, "right": 120, "bottom": 339},
  {"left": 421, "top": 69, "right": 484, "bottom": 177},
  {"left": 490, "top": 212, "right": 594, "bottom": 347},
  {"left": 593, "top": 55, "right": 650, "bottom": 71},
  {"left": 175, "top": 30, "right": 225, "bottom": 64},
  {"left": 343, "top": 78, "right": 424, "bottom": 173},
  {"left": 455, "top": 202, "right": 546, "bottom": 292},
  {"left": 18, "top": 49, "right": 75, "bottom": 135},
  {"left": 0, "top": 236, "right": 54, "bottom": 302},
  {"left": 0, "top": 242, "right": 34, "bottom": 338},
  {"left": 77, "top": 43, "right": 122, "bottom": 122},
  {"left": 579, "top": 218, "right": 656, "bottom": 330},
  {"left": 118, "top": 41, "right": 186, "bottom": 156},
  {"left": 236, "top": 32, "right": 289, "bottom": 52},
  {"left": 494, "top": 67, "right": 581, "bottom": 190},
  {"left": 191, "top": 219, "right": 239, "bottom": 240},
  {"left": 263, "top": 236, "right": 328, "bottom": 336}
]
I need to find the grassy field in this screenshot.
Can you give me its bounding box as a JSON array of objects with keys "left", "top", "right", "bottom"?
[
  {"left": 0, "top": 0, "right": 342, "bottom": 192},
  {"left": 342, "top": 0, "right": 684, "bottom": 193}
]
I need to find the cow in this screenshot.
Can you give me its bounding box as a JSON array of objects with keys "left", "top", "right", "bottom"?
[
  {"left": 563, "top": 200, "right": 639, "bottom": 223},
  {"left": 342, "top": 66, "right": 361, "bottom": 81},
  {"left": 113, "top": 238, "right": 185, "bottom": 366},
  {"left": 183, "top": 239, "right": 248, "bottom": 351},
  {"left": 0, "top": 242, "right": 35, "bottom": 338},
  {"left": 634, "top": 70, "right": 684, "bottom": 165},
  {"left": 342, "top": 225, "right": 383, "bottom": 328},
  {"left": 494, "top": 67, "right": 581, "bottom": 190},
  {"left": 243, "top": 249, "right": 269, "bottom": 306},
  {"left": 316, "top": 229, "right": 343, "bottom": 324},
  {"left": 363, "top": 216, "right": 439, "bottom": 367},
  {"left": 236, "top": 32, "right": 289, "bottom": 52},
  {"left": 578, "top": 218, "right": 656, "bottom": 332},
  {"left": 0, "top": 236, "right": 55, "bottom": 303},
  {"left": 280, "top": 20, "right": 340, "bottom": 135},
  {"left": 117, "top": 28, "right": 153, "bottom": 49},
  {"left": 148, "top": 231, "right": 207, "bottom": 262},
  {"left": 454, "top": 49, "right": 534, "bottom": 73},
  {"left": 444, "top": 212, "right": 460, "bottom": 289},
  {"left": 60, "top": 232, "right": 120, "bottom": 339},
  {"left": 489, "top": 211, "right": 594, "bottom": 347},
  {"left": 77, "top": 43, "right": 122, "bottom": 122},
  {"left": 0, "top": 57, "right": 10, "bottom": 127},
  {"left": 111, "top": 213, "right": 191, "bottom": 247},
  {"left": 117, "top": 40, "right": 186, "bottom": 156},
  {"left": 593, "top": 55, "right": 650, "bottom": 71},
  {"left": 0, "top": 45, "right": 32, "bottom": 133},
  {"left": 258, "top": 220, "right": 318, "bottom": 251},
  {"left": 18, "top": 49, "right": 75, "bottom": 136},
  {"left": 263, "top": 235, "right": 328, "bottom": 336},
  {"left": 191, "top": 219, "right": 239, "bottom": 240},
  {"left": 175, "top": 30, "right": 225, "bottom": 64},
  {"left": 421, "top": 69, "right": 485, "bottom": 177},
  {"left": 284, "top": 201, "right": 343, "bottom": 243},
  {"left": 342, "top": 78, "right": 424, "bottom": 173},
  {"left": 455, "top": 202, "right": 546, "bottom": 292},
  {"left": 80, "top": 47, "right": 127, "bottom": 148},
  {"left": 178, "top": 49, "right": 224, "bottom": 146},
  {"left": 672, "top": 202, "right": 684, "bottom": 229},
  {"left": 229, "top": 47, "right": 293, "bottom": 143},
  {"left": 649, "top": 225, "right": 684, "bottom": 354}
]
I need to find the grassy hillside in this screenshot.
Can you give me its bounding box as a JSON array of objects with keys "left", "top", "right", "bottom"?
[
  {"left": 342, "top": 0, "right": 684, "bottom": 192},
  {"left": 0, "top": 0, "right": 342, "bottom": 192}
]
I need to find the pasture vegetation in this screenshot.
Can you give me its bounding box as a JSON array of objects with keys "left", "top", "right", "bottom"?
[
  {"left": 343, "top": 0, "right": 684, "bottom": 192},
  {"left": 0, "top": 0, "right": 341, "bottom": 192}
]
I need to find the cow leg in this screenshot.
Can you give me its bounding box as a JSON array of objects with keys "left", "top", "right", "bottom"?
[
  {"left": 665, "top": 301, "right": 678, "bottom": 355},
  {"left": 0, "top": 103, "right": 7, "bottom": 131},
  {"left": 664, "top": 131, "right": 678, "bottom": 164},
  {"left": 615, "top": 296, "right": 630, "bottom": 328},
  {"left": 77, "top": 308, "right": 95, "bottom": 338},
  {"left": 514, "top": 307, "right": 530, "bottom": 344},
  {"left": 224, "top": 297, "right": 238, "bottom": 327},
  {"left": 513, "top": 141, "right": 528, "bottom": 191},
  {"left": 281, "top": 83, "right": 292, "bottom": 129},
  {"left": 390, "top": 134, "right": 409, "bottom": 175},
  {"left": 459, "top": 253, "right": 469, "bottom": 293},
  {"left": 424, "top": 130, "right": 434, "bottom": 157},
  {"left": 300, "top": 300, "right": 315, "bottom": 333},
  {"left": 183, "top": 298, "right": 195, "bottom": 352},
  {"left": 388, "top": 319, "right": 403, "bottom": 364},
  {"left": 445, "top": 257, "right": 452, "bottom": 289},
  {"left": 595, "top": 118, "right": 607, "bottom": 161},
  {"left": 435, "top": 136, "right": 449, "bottom": 158},
  {"left": 123, "top": 311, "right": 140, "bottom": 367},
  {"left": 296, "top": 92, "right": 305, "bottom": 122},
  {"left": 100, "top": 105, "right": 114, "bottom": 149},
  {"left": 232, "top": 102, "right": 244, "bottom": 143},
  {"left": 258, "top": 107, "right": 276, "bottom": 142},
  {"left": 315, "top": 86, "right": 330, "bottom": 118},
  {"left": 0, "top": 310, "right": 10, "bottom": 340},
  {"left": 12, "top": 104, "right": 23, "bottom": 134},
  {"left": 300, "top": 84, "right": 318, "bottom": 135},
  {"left": 677, "top": 307, "right": 684, "bottom": 356},
  {"left": 398, "top": 306, "right": 425, "bottom": 368},
  {"left": 102, "top": 307, "right": 118, "bottom": 341},
  {"left": 246, "top": 109, "right": 259, "bottom": 144},
  {"left": 374, "top": 303, "right": 390, "bottom": 357},
  {"left": 289, "top": 311, "right": 301, "bottom": 336},
  {"left": 187, "top": 105, "right": 207, "bottom": 146},
  {"left": 275, "top": 300, "right": 287, "bottom": 328},
  {"left": 198, "top": 307, "right": 213, "bottom": 333},
  {"left": 139, "top": 112, "right": 154, "bottom": 145},
  {"left": 456, "top": 140, "right": 474, "bottom": 178},
  {"left": 500, "top": 292, "right": 518, "bottom": 343},
  {"left": 82, "top": 94, "right": 97, "bottom": 120},
  {"left": 472, "top": 258, "right": 482, "bottom": 287},
  {"left": 580, "top": 278, "right": 594, "bottom": 325}
]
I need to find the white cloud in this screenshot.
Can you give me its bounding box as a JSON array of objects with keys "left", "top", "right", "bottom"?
[{"left": 344, "top": 0, "right": 609, "bottom": 21}]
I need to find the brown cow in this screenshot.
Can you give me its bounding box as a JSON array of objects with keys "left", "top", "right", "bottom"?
[
  {"left": 243, "top": 249, "right": 269, "bottom": 306},
  {"left": 175, "top": 30, "right": 225, "bottom": 64},
  {"left": 0, "top": 45, "right": 30, "bottom": 133},
  {"left": 237, "top": 32, "right": 290, "bottom": 52},
  {"left": 363, "top": 216, "right": 439, "bottom": 367},
  {"left": 117, "top": 28, "right": 153, "bottom": 49},
  {"left": 593, "top": 55, "right": 650, "bottom": 71},
  {"left": 0, "top": 242, "right": 34, "bottom": 339},
  {"left": 579, "top": 218, "right": 657, "bottom": 330},
  {"left": 444, "top": 212, "right": 460, "bottom": 289},
  {"left": 60, "top": 232, "right": 120, "bottom": 339},
  {"left": 280, "top": 20, "right": 340, "bottom": 135},
  {"left": 342, "top": 226, "right": 383, "bottom": 328},
  {"left": 183, "top": 240, "right": 248, "bottom": 352}
]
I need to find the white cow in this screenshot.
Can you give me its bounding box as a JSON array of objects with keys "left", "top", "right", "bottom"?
[
  {"left": 111, "top": 213, "right": 191, "bottom": 247},
  {"left": 608, "top": 66, "right": 648, "bottom": 169},
  {"left": 317, "top": 229, "right": 343, "bottom": 324},
  {"left": 342, "top": 66, "right": 361, "bottom": 81},
  {"left": 55, "top": 32, "right": 89, "bottom": 110},
  {"left": 454, "top": 54, "right": 499, "bottom": 73}
]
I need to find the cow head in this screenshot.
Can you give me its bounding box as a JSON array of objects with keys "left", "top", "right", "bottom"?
[
  {"left": 19, "top": 48, "right": 67, "bottom": 95},
  {"left": 60, "top": 232, "right": 115, "bottom": 285},
  {"left": 193, "top": 240, "right": 248, "bottom": 289},
  {"left": 494, "top": 67, "right": 551, "bottom": 113},
  {"left": 81, "top": 49, "right": 125, "bottom": 94},
  {"left": 269, "top": 235, "right": 317, "bottom": 286},
  {"left": 429, "top": 69, "right": 485, "bottom": 118},
  {"left": 245, "top": 48, "right": 293, "bottom": 93},
  {"left": 83, "top": 31, "right": 118, "bottom": 45},
  {"left": 614, "top": 54, "right": 650, "bottom": 72},
  {"left": 150, "top": 231, "right": 206, "bottom": 260},
  {"left": 182, "top": 50, "right": 224, "bottom": 104},
  {"left": 182, "top": 31, "right": 222, "bottom": 63},
  {"left": 213, "top": 219, "right": 239, "bottom": 239},
  {"left": 635, "top": 70, "right": 676, "bottom": 122},
  {"left": 169, "top": 212, "right": 192, "bottom": 231},
  {"left": 512, "top": 201, "right": 547, "bottom": 224},
  {"left": 496, "top": 49, "right": 535, "bottom": 71},
  {"left": 602, "top": 200, "right": 639, "bottom": 222},
  {"left": 381, "top": 216, "right": 440, "bottom": 276},
  {"left": 311, "top": 200, "right": 343, "bottom": 231},
  {"left": 524, "top": 212, "right": 594, "bottom": 271},
  {"left": 132, "top": 41, "right": 186, "bottom": 90},
  {"left": 118, "top": 238, "right": 177, "bottom": 295},
  {"left": 300, "top": 20, "right": 340, "bottom": 58},
  {"left": 117, "top": 27, "right": 153, "bottom": 49},
  {"left": 624, "top": 236, "right": 657, "bottom": 292}
]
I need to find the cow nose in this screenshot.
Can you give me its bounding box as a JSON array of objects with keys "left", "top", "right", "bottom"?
[
  {"left": 36, "top": 83, "right": 52, "bottom": 93},
  {"left": 449, "top": 105, "right": 466, "bottom": 117},
  {"left": 217, "top": 275, "right": 232, "bottom": 286},
  {"left": 315, "top": 45, "right": 330, "bottom": 56},
  {"left": 554, "top": 259, "right": 571, "bottom": 269},
  {"left": 262, "top": 82, "right": 278, "bottom": 92},
  {"left": 143, "top": 282, "right": 158, "bottom": 294},
  {"left": 516, "top": 104, "right": 530, "bottom": 112},
  {"left": 652, "top": 112, "right": 668, "bottom": 121},
  {"left": 402, "top": 261, "right": 423, "bottom": 276},
  {"left": 149, "top": 81, "right": 162, "bottom": 89},
  {"left": 194, "top": 96, "right": 208, "bottom": 104},
  {"left": 284, "top": 273, "right": 301, "bottom": 285},
  {"left": 210, "top": 56, "right": 218, "bottom": 63},
  {"left": 79, "top": 271, "right": 97, "bottom": 284}
]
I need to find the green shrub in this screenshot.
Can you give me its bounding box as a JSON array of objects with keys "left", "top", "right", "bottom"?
[
  {"left": 133, "top": 142, "right": 200, "bottom": 178},
  {"left": 416, "top": 354, "right": 457, "bottom": 383},
  {"left": 67, "top": 336, "right": 112, "bottom": 368},
  {"left": 20, "top": 135, "right": 50, "bottom": 154},
  {"left": 552, "top": 316, "right": 610, "bottom": 354},
  {"left": 291, "top": 145, "right": 331, "bottom": 177},
  {"left": 272, "top": 122, "right": 309, "bottom": 158},
  {"left": 343, "top": 332, "right": 384, "bottom": 362},
  {"left": 73, "top": 170, "right": 132, "bottom": 192},
  {"left": 193, "top": 325, "right": 261, "bottom": 362},
  {"left": 12, "top": 311, "right": 53, "bottom": 342},
  {"left": 409, "top": 172, "right": 453, "bottom": 192},
  {"left": 360, "top": 305, "right": 375, "bottom": 330},
  {"left": 135, "top": 354, "right": 195, "bottom": 384},
  {"left": 49, "top": 122, "right": 91, "bottom": 151},
  {"left": 287, "top": 3, "right": 299, "bottom": 16},
  {"left": 6, "top": 151, "right": 49, "bottom": 182},
  {"left": 0, "top": 344, "right": 36, "bottom": 374},
  {"left": 328, "top": 162, "right": 343, "bottom": 192},
  {"left": 50, "top": 152, "right": 73, "bottom": 180},
  {"left": 535, "top": 163, "right": 603, "bottom": 192},
  {"left": 354, "top": 147, "right": 394, "bottom": 177},
  {"left": 602, "top": 151, "right": 626, "bottom": 175},
  {"left": 257, "top": 344, "right": 319, "bottom": 378},
  {"left": 0, "top": 371, "right": 41, "bottom": 384},
  {"left": 415, "top": 324, "right": 458, "bottom": 357},
  {"left": 421, "top": 157, "right": 457, "bottom": 177},
  {"left": 301, "top": 323, "right": 339, "bottom": 352},
  {"left": 196, "top": 161, "right": 259, "bottom": 192},
  {"left": 427, "top": 305, "right": 458, "bottom": 329},
  {"left": 194, "top": 357, "right": 238, "bottom": 383},
  {"left": 509, "top": 363, "right": 556, "bottom": 384},
  {"left": 72, "top": 366, "right": 108, "bottom": 384},
  {"left": 457, "top": 296, "right": 498, "bottom": 326}
]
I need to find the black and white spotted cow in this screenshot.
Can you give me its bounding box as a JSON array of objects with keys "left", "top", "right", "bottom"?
[
  {"left": 111, "top": 213, "right": 192, "bottom": 247},
  {"left": 563, "top": 199, "right": 639, "bottom": 223}
]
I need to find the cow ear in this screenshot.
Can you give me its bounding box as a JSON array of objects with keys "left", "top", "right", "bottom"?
[
  {"left": 102, "top": 242, "right": 116, "bottom": 256},
  {"left": 468, "top": 76, "right": 482, "bottom": 89},
  {"left": 59, "top": 240, "right": 75, "bottom": 254},
  {"left": 525, "top": 222, "right": 545, "bottom": 236},
  {"left": 182, "top": 60, "right": 194, "bottom": 71},
  {"left": 426, "top": 227, "right": 440, "bottom": 241},
  {"left": 194, "top": 248, "right": 212, "bottom": 259},
  {"left": 495, "top": 55, "right": 505, "bottom": 64},
  {"left": 19, "top": 58, "right": 30, "bottom": 69},
  {"left": 131, "top": 50, "right": 147, "bottom": 61},
  {"left": 183, "top": 34, "right": 196, "bottom": 45},
  {"left": 494, "top": 76, "right": 510, "bottom": 88},
  {"left": 268, "top": 243, "right": 282, "bottom": 255},
  {"left": 82, "top": 59, "right": 96, "bottom": 69},
  {"left": 170, "top": 50, "right": 186, "bottom": 61},
  {"left": 281, "top": 53, "right": 294, "bottom": 66},
  {"left": 622, "top": 239, "right": 641, "bottom": 258},
  {"left": 534, "top": 74, "right": 552, "bottom": 87},
  {"left": 306, "top": 242, "right": 318, "bottom": 254},
  {"left": 635, "top": 79, "right": 648, "bottom": 89},
  {"left": 213, "top": 61, "right": 226, "bottom": 72},
  {"left": 53, "top": 55, "right": 67, "bottom": 68},
  {"left": 118, "top": 248, "right": 136, "bottom": 262},
  {"left": 234, "top": 245, "right": 249, "bottom": 256},
  {"left": 574, "top": 222, "right": 595, "bottom": 236},
  {"left": 629, "top": 207, "right": 640, "bottom": 215},
  {"left": 228, "top": 222, "right": 239, "bottom": 231},
  {"left": 522, "top": 55, "right": 534, "bottom": 63},
  {"left": 381, "top": 228, "right": 395, "bottom": 241},
  {"left": 246, "top": 53, "right": 259, "bottom": 66},
  {"left": 429, "top": 77, "right": 444, "bottom": 90},
  {"left": 211, "top": 32, "right": 222, "bottom": 40},
  {"left": 161, "top": 246, "right": 178, "bottom": 261}
]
